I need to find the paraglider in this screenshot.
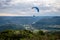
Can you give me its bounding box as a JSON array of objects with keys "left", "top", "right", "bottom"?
[{"left": 32, "top": 7, "right": 39, "bottom": 12}]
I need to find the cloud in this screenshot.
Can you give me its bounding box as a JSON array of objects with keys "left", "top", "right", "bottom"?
[
  {"left": 0, "top": 0, "right": 12, "bottom": 9},
  {"left": 0, "top": 0, "right": 60, "bottom": 16}
]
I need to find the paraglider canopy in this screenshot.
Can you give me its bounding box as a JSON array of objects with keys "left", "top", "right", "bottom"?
[{"left": 32, "top": 7, "right": 39, "bottom": 12}]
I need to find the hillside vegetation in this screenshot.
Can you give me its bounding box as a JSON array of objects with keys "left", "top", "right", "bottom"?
[{"left": 0, "top": 30, "right": 60, "bottom": 40}]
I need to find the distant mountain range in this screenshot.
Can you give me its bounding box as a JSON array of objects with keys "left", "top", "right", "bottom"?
[
  {"left": 32, "top": 16, "right": 60, "bottom": 30},
  {"left": 0, "top": 16, "right": 42, "bottom": 25},
  {"left": 0, "top": 24, "right": 25, "bottom": 31},
  {"left": 0, "top": 16, "right": 60, "bottom": 31},
  {"left": 0, "top": 16, "right": 43, "bottom": 31},
  {"left": 33, "top": 16, "right": 60, "bottom": 25}
]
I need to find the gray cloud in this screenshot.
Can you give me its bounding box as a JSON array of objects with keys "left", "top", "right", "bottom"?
[
  {"left": 0, "top": 0, "right": 11, "bottom": 9},
  {"left": 0, "top": 0, "right": 60, "bottom": 16}
]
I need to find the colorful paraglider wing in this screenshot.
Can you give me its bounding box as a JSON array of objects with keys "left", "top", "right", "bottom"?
[{"left": 32, "top": 7, "right": 39, "bottom": 12}]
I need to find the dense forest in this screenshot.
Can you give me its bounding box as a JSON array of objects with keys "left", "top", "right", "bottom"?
[{"left": 0, "top": 30, "right": 60, "bottom": 40}]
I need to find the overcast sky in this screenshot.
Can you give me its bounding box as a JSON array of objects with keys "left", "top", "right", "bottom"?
[{"left": 0, "top": 0, "right": 60, "bottom": 16}]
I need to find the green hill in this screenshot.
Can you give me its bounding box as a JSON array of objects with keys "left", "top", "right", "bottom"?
[{"left": 0, "top": 30, "right": 60, "bottom": 40}]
